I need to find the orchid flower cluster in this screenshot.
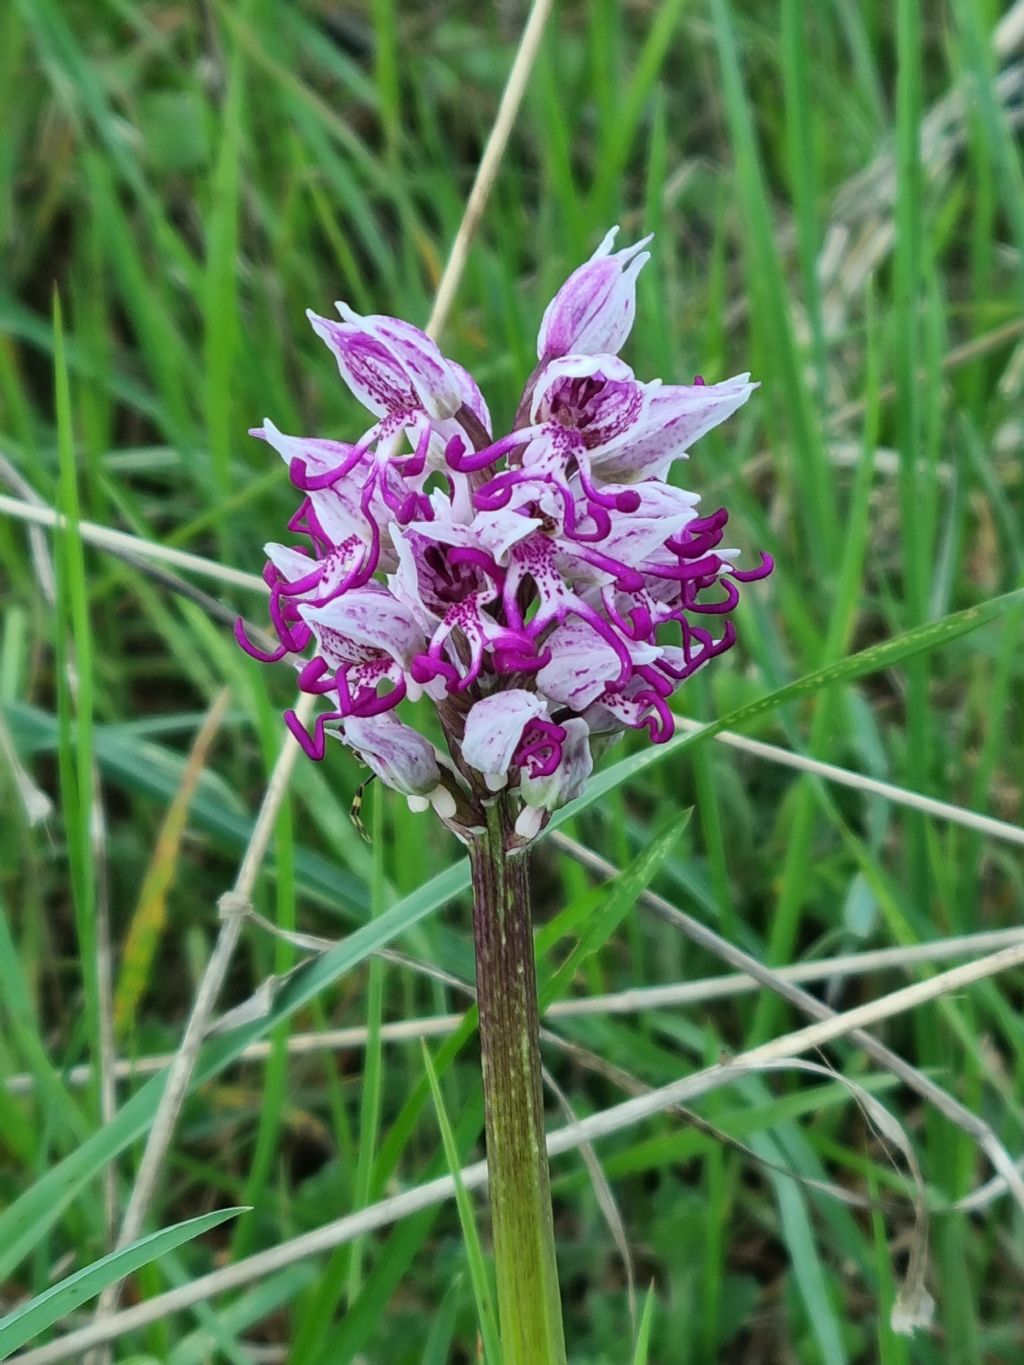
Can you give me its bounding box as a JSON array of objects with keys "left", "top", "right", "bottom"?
[{"left": 238, "top": 229, "right": 772, "bottom": 843}]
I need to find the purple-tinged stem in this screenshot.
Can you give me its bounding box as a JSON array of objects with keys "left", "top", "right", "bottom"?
[{"left": 469, "top": 796, "right": 567, "bottom": 1365}]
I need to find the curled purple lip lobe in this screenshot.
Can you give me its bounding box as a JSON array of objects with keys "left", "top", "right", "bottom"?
[
  {"left": 235, "top": 617, "right": 291, "bottom": 663},
  {"left": 285, "top": 706, "right": 345, "bottom": 761},
  {"left": 730, "top": 550, "right": 775, "bottom": 582}
]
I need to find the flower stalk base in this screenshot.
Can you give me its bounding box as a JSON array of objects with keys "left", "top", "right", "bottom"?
[{"left": 470, "top": 797, "right": 567, "bottom": 1365}]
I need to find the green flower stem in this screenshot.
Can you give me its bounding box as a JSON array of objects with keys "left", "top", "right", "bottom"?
[{"left": 469, "top": 796, "right": 567, "bottom": 1365}]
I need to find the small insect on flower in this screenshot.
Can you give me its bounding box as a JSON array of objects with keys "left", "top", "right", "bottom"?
[
  {"left": 237, "top": 228, "right": 773, "bottom": 845},
  {"left": 349, "top": 772, "right": 376, "bottom": 843}
]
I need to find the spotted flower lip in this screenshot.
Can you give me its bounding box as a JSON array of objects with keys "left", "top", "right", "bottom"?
[
  {"left": 238, "top": 226, "right": 773, "bottom": 842},
  {"left": 461, "top": 690, "right": 549, "bottom": 791}
]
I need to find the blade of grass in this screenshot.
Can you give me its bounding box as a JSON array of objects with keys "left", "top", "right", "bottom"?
[
  {"left": 540, "top": 815, "right": 690, "bottom": 1007},
  {"left": 708, "top": 0, "right": 836, "bottom": 571},
  {"left": 422, "top": 1044, "right": 502, "bottom": 1365},
  {"left": 0, "top": 1208, "right": 247, "bottom": 1356},
  {"left": 630, "top": 1283, "right": 657, "bottom": 1365},
  {"left": 558, "top": 583, "right": 1024, "bottom": 824},
  {"left": 203, "top": 13, "right": 246, "bottom": 528},
  {"left": 52, "top": 293, "right": 104, "bottom": 1128}
]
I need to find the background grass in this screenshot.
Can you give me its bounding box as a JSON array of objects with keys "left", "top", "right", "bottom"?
[{"left": 1, "top": 0, "right": 1023, "bottom": 1361}]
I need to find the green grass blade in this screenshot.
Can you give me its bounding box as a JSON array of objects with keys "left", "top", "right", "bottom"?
[
  {"left": 0, "top": 861, "right": 470, "bottom": 1279},
  {"left": 630, "top": 1283, "right": 657, "bottom": 1365},
  {"left": 558, "top": 583, "right": 1024, "bottom": 822},
  {"left": 0, "top": 1208, "right": 247, "bottom": 1355},
  {"left": 540, "top": 814, "right": 690, "bottom": 1007},
  {"left": 422, "top": 1044, "right": 502, "bottom": 1365}
]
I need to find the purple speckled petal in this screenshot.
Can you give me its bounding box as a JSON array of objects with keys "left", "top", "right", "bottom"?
[
  {"left": 471, "top": 506, "right": 543, "bottom": 563},
  {"left": 535, "top": 617, "right": 626, "bottom": 709},
  {"left": 588, "top": 375, "right": 756, "bottom": 483},
  {"left": 449, "top": 360, "right": 492, "bottom": 433},
  {"left": 530, "top": 353, "right": 636, "bottom": 423},
  {"left": 462, "top": 690, "right": 548, "bottom": 787},
  {"left": 299, "top": 590, "right": 425, "bottom": 667},
  {"left": 308, "top": 312, "right": 418, "bottom": 417},
  {"left": 332, "top": 307, "right": 464, "bottom": 420},
  {"left": 342, "top": 712, "right": 442, "bottom": 796},
  {"left": 537, "top": 228, "right": 653, "bottom": 359},
  {"left": 264, "top": 542, "right": 316, "bottom": 581}
]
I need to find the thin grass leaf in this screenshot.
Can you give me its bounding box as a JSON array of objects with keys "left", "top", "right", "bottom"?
[
  {"left": 540, "top": 814, "right": 690, "bottom": 1007},
  {"left": 422, "top": 1044, "right": 502, "bottom": 1365},
  {"left": 629, "top": 1283, "right": 657, "bottom": 1365},
  {"left": 0, "top": 861, "right": 469, "bottom": 1280},
  {"left": 559, "top": 583, "right": 1024, "bottom": 823},
  {"left": 0, "top": 1208, "right": 247, "bottom": 1355}
]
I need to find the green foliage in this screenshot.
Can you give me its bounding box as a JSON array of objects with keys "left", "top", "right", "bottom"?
[{"left": 1, "top": 2, "right": 1022, "bottom": 1361}]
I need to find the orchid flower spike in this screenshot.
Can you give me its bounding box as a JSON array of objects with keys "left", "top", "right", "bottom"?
[{"left": 238, "top": 228, "right": 773, "bottom": 845}]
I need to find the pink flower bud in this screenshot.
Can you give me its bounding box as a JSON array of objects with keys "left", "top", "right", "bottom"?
[{"left": 536, "top": 227, "right": 652, "bottom": 359}]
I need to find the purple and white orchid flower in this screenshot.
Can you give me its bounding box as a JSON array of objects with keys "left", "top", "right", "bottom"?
[{"left": 238, "top": 228, "right": 772, "bottom": 843}]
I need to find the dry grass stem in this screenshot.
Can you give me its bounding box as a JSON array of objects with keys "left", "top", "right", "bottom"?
[
  {"left": 8, "top": 924, "right": 1024, "bottom": 1097},
  {"left": 92, "top": 688, "right": 315, "bottom": 1322},
  {"left": 672, "top": 717, "right": 1024, "bottom": 848},
  {"left": 0, "top": 493, "right": 265, "bottom": 591},
  {"left": 424, "top": 0, "right": 554, "bottom": 339},
  {"left": 552, "top": 832, "right": 1024, "bottom": 1206}
]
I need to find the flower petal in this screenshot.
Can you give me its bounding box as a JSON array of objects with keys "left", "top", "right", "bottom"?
[
  {"left": 342, "top": 713, "right": 441, "bottom": 796},
  {"left": 264, "top": 542, "right": 315, "bottom": 580},
  {"left": 530, "top": 354, "right": 636, "bottom": 422},
  {"left": 591, "top": 484, "right": 700, "bottom": 565},
  {"left": 308, "top": 311, "right": 417, "bottom": 417},
  {"left": 258, "top": 418, "right": 358, "bottom": 481},
  {"left": 332, "top": 308, "right": 464, "bottom": 419},
  {"left": 588, "top": 376, "right": 756, "bottom": 483},
  {"left": 537, "top": 228, "right": 653, "bottom": 359},
  {"left": 299, "top": 590, "right": 425, "bottom": 666},
  {"left": 450, "top": 360, "right": 492, "bottom": 433},
  {"left": 535, "top": 617, "right": 625, "bottom": 708},
  {"left": 472, "top": 506, "right": 543, "bottom": 562},
  {"left": 462, "top": 690, "right": 547, "bottom": 787}
]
